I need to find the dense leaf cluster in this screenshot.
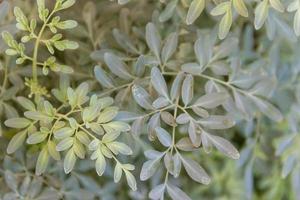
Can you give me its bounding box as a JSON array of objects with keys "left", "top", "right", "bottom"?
[{"left": 0, "top": 0, "right": 300, "bottom": 199}]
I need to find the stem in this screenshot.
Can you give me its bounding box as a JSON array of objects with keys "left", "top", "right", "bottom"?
[
  {"left": 32, "top": 10, "right": 56, "bottom": 83},
  {"left": 163, "top": 71, "right": 252, "bottom": 97}
]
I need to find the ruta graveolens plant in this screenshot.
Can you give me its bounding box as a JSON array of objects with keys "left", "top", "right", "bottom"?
[{"left": 2, "top": 0, "right": 299, "bottom": 199}]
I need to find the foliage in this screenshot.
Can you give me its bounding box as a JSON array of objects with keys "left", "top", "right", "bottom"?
[{"left": 0, "top": 0, "right": 300, "bottom": 199}]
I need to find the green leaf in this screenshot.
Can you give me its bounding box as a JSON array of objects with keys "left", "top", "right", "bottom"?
[
  {"left": 192, "top": 92, "right": 229, "bottom": 109},
  {"left": 254, "top": 0, "right": 269, "bottom": 30},
  {"left": 5, "top": 118, "right": 31, "bottom": 128},
  {"left": 95, "top": 152, "right": 106, "bottom": 176},
  {"left": 56, "top": 137, "right": 74, "bottom": 151},
  {"left": 151, "top": 67, "right": 169, "bottom": 98},
  {"left": 27, "top": 132, "right": 48, "bottom": 144},
  {"left": 218, "top": 9, "right": 232, "bottom": 39},
  {"left": 186, "top": 0, "right": 205, "bottom": 25},
  {"left": 114, "top": 163, "right": 123, "bottom": 183},
  {"left": 24, "top": 111, "right": 53, "bottom": 122},
  {"left": 155, "top": 127, "right": 172, "bottom": 147},
  {"left": 125, "top": 171, "right": 137, "bottom": 191},
  {"left": 269, "top": 0, "right": 284, "bottom": 12},
  {"left": 132, "top": 84, "right": 154, "bottom": 110},
  {"left": 35, "top": 147, "right": 49, "bottom": 175},
  {"left": 167, "top": 183, "right": 191, "bottom": 200},
  {"left": 104, "top": 53, "right": 133, "bottom": 80},
  {"left": 7, "top": 130, "right": 27, "bottom": 154},
  {"left": 64, "top": 149, "right": 76, "bottom": 174},
  {"left": 94, "top": 65, "right": 115, "bottom": 88},
  {"left": 16, "top": 97, "right": 36, "bottom": 111},
  {"left": 181, "top": 74, "right": 194, "bottom": 107},
  {"left": 54, "top": 40, "right": 79, "bottom": 51},
  {"left": 97, "top": 107, "right": 119, "bottom": 123},
  {"left": 250, "top": 96, "right": 283, "bottom": 122},
  {"left": 56, "top": 20, "right": 78, "bottom": 29},
  {"left": 149, "top": 184, "right": 165, "bottom": 200},
  {"left": 159, "top": 0, "right": 177, "bottom": 22},
  {"left": 233, "top": 0, "right": 248, "bottom": 17},
  {"left": 181, "top": 156, "right": 211, "bottom": 185},
  {"left": 47, "top": 141, "right": 61, "bottom": 160},
  {"left": 107, "top": 142, "right": 133, "bottom": 155},
  {"left": 146, "top": 23, "right": 161, "bottom": 61},
  {"left": 161, "top": 32, "right": 178, "bottom": 64},
  {"left": 205, "top": 133, "right": 240, "bottom": 159}
]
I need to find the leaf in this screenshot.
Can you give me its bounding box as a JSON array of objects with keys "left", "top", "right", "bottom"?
[
  {"left": 194, "top": 36, "right": 212, "bottom": 67},
  {"left": 181, "top": 62, "right": 204, "bottom": 75},
  {"left": 161, "top": 111, "right": 176, "bottom": 126},
  {"left": 113, "top": 29, "right": 139, "bottom": 54},
  {"left": 176, "top": 137, "right": 197, "bottom": 151},
  {"left": 294, "top": 9, "right": 300, "bottom": 36},
  {"left": 7, "top": 130, "right": 27, "bottom": 154},
  {"left": 125, "top": 171, "right": 137, "bottom": 191},
  {"left": 155, "top": 127, "right": 172, "bottom": 147},
  {"left": 176, "top": 113, "right": 190, "bottom": 124},
  {"left": 140, "top": 159, "right": 161, "bottom": 181},
  {"left": 5, "top": 118, "right": 31, "bottom": 128},
  {"left": 198, "top": 115, "right": 235, "bottom": 129},
  {"left": 95, "top": 152, "right": 106, "bottom": 176},
  {"left": 151, "top": 67, "right": 169, "bottom": 98},
  {"left": 153, "top": 97, "right": 169, "bottom": 109},
  {"left": 146, "top": 23, "right": 161, "bottom": 61},
  {"left": 48, "top": 141, "right": 61, "bottom": 160},
  {"left": 133, "top": 55, "right": 146, "bottom": 77},
  {"left": 282, "top": 155, "right": 296, "bottom": 178},
  {"left": 64, "top": 149, "right": 76, "bottom": 174},
  {"left": 94, "top": 65, "right": 114, "bottom": 88},
  {"left": 27, "top": 132, "right": 48, "bottom": 144},
  {"left": 180, "top": 156, "right": 211, "bottom": 185},
  {"left": 60, "top": 0, "right": 76, "bottom": 10},
  {"left": 254, "top": 0, "right": 269, "bottom": 30},
  {"left": 149, "top": 184, "right": 165, "bottom": 200},
  {"left": 173, "top": 153, "right": 182, "bottom": 177},
  {"left": 132, "top": 84, "right": 154, "bottom": 110},
  {"left": 0, "top": 1, "right": 9, "bottom": 22},
  {"left": 269, "top": 0, "right": 284, "bottom": 12},
  {"left": 24, "top": 111, "right": 52, "bottom": 122},
  {"left": 188, "top": 121, "right": 200, "bottom": 147},
  {"left": 159, "top": 0, "right": 177, "bottom": 22},
  {"left": 250, "top": 96, "right": 283, "bottom": 122},
  {"left": 36, "top": 147, "right": 49, "bottom": 175},
  {"left": 54, "top": 40, "right": 79, "bottom": 50},
  {"left": 167, "top": 183, "right": 192, "bottom": 200},
  {"left": 161, "top": 32, "right": 178, "bottom": 64},
  {"left": 186, "top": 0, "right": 205, "bottom": 25},
  {"left": 114, "top": 163, "right": 123, "bottom": 183},
  {"left": 56, "top": 137, "right": 74, "bottom": 151},
  {"left": 5, "top": 170, "right": 18, "bottom": 192},
  {"left": 170, "top": 72, "right": 184, "bottom": 100},
  {"left": 205, "top": 133, "right": 240, "bottom": 159},
  {"left": 54, "top": 127, "right": 75, "bottom": 139},
  {"left": 193, "top": 92, "right": 229, "bottom": 108},
  {"left": 16, "top": 96, "right": 35, "bottom": 111},
  {"left": 56, "top": 20, "right": 78, "bottom": 29},
  {"left": 98, "top": 106, "right": 119, "bottom": 123},
  {"left": 218, "top": 10, "right": 232, "bottom": 40},
  {"left": 107, "top": 142, "right": 133, "bottom": 155},
  {"left": 210, "top": 2, "right": 230, "bottom": 16},
  {"left": 233, "top": 0, "right": 248, "bottom": 17},
  {"left": 181, "top": 74, "right": 194, "bottom": 106},
  {"left": 104, "top": 53, "right": 133, "bottom": 80}
]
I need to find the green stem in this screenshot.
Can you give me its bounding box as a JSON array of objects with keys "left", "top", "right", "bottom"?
[{"left": 32, "top": 10, "right": 56, "bottom": 83}]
